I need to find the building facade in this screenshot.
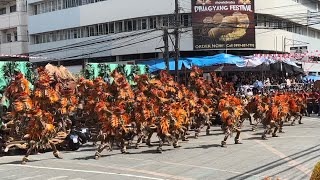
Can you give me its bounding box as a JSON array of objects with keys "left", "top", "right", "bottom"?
[
  {"left": 26, "top": 0, "right": 320, "bottom": 72},
  {"left": 0, "top": 0, "right": 28, "bottom": 55}
]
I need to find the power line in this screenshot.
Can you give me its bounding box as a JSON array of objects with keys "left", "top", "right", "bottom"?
[
  {"left": 30, "top": 30, "right": 158, "bottom": 55},
  {"left": 59, "top": 35, "right": 163, "bottom": 60}
]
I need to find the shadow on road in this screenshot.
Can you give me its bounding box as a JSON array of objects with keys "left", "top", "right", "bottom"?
[
  {"left": 226, "top": 144, "right": 320, "bottom": 180},
  {"left": 183, "top": 144, "right": 221, "bottom": 150}
]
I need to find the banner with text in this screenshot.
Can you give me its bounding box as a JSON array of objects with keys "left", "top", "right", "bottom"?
[{"left": 192, "top": 0, "right": 255, "bottom": 50}]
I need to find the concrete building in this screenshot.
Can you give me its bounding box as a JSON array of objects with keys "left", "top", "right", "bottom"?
[
  {"left": 26, "top": 0, "right": 320, "bottom": 73},
  {"left": 0, "top": 0, "right": 28, "bottom": 55}
]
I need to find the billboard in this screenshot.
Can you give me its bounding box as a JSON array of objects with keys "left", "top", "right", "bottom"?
[{"left": 192, "top": 0, "right": 255, "bottom": 50}]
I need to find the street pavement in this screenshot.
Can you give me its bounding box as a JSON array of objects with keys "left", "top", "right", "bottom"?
[{"left": 1, "top": 117, "right": 320, "bottom": 180}]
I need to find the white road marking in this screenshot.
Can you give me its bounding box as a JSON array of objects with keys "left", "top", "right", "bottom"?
[
  {"left": 254, "top": 139, "right": 312, "bottom": 176},
  {"left": 68, "top": 159, "right": 264, "bottom": 179},
  {"left": 47, "top": 176, "right": 68, "bottom": 180},
  {"left": 304, "top": 118, "right": 320, "bottom": 122},
  {"left": 58, "top": 160, "right": 195, "bottom": 180},
  {"left": 242, "top": 132, "right": 312, "bottom": 177},
  {"left": 5, "top": 164, "right": 165, "bottom": 180},
  {"left": 17, "top": 175, "right": 43, "bottom": 180}
]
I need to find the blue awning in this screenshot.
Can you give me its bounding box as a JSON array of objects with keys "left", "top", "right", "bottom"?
[
  {"left": 187, "top": 53, "right": 245, "bottom": 67},
  {"left": 138, "top": 53, "right": 246, "bottom": 73},
  {"left": 138, "top": 58, "right": 191, "bottom": 73},
  {"left": 304, "top": 76, "right": 320, "bottom": 81}
]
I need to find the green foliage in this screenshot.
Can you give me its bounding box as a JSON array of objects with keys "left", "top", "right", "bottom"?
[
  {"left": 98, "top": 63, "right": 111, "bottom": 80},
  {"left": 2, "top": 62, "right": 18, "bottom": 84},
  {"left": 85, "top": 64, "right": 94, "bottom": 79},
  {"left": 25, "top": 62, "right": 34, "bottom": 84},
  {"left": 116, "top": 64, "right": 126, "bottom": 75}
]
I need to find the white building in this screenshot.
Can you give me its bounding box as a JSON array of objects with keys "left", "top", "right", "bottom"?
[
  {"left": 26, "top": 0, "right": 320, "bottom": 72},
  {"left": 0, "top": 0, "right": 28, "bottom": 55}
]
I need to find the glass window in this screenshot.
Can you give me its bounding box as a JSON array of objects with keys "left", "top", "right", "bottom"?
[
  {"left": 14, "top": 32, "right": 17, "bottom": 41},
  {"left": 141, "top": 19, "right": 147, "bottom": 29},
  {"left": 6, "top": 34, "right": 12, "bottom": 42},
  {"left": 149, "top": 17, "right": 156, "bottom": 29},
  {"left": 162, "top": 16, "right": 169, "bottom": 27},
  {"left": 104, "top": 23, "right": 109, "bottom": 34},
  {"left": 89, "top": 26, "right": 95, "bottom": 36},
  {"left": 137, "top": 19, "right": 142, "bottom": 30},
  {"left": 52, "top": 0, "right": 57, "bottom": 11},
  {"left": 40, "top": 34, "right": 45, "bottom": 43},
  {"left": 46, "top": 1, "right": 50, "bottom": 12},
  {"left": 10, "top": 5, "right": 16, "bottom": 13},
  {"left": 56, "top": 31, "right": 60, "bottom": 41},
  {"left": 125, "top": 20, "right": 133, "bottom": 32},
  {"left": 132, "top": 19, "right": 137, "bottom": 31},
  {"left": 34, "top": 35, "right": 40, "bottom": 44},
  {"left": 116, "top": 21, "right": 123, "bottom": 33},
  {"left": 109, "top": 22, "right": 115, "bottom": 33},
  {"left": 36, "top": 4, "right": 40, "bottom": 14},
  {"left": 48, "top": 33, "right": 53, "bottom": 42},
  {"left": 98, "top": 24, "right": 104, "bottom": 35},
  {"left": 0, "top": 8, "right": 6, "bottom": 15},
  {"left": 169, "top": 16, "right": 174, "bottom": 27},
  {"left": 59, "top": 30, "right": 65, "bottom": 40},
  {"left": 73, "top": 29, "right": 78, "bottom": 38},
  {"left": 57, "top": 0, "right": 62, "bottom": 10},
  {"left": 83, "top": 27, "right": 89, "bottom": 37},
  {"left": 182, "top": 14, "right": 189, "bottom": 27}
]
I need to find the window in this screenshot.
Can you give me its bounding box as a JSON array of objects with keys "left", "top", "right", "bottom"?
[
  {"left": 52, "top": 0, "right": 57, "bottom": 11},
  {"left": 141, "top": 19, "right": 147, "bottom": 29},
  {"left": 14, "top": 32, "right": 17, "bottom": 41},
  {"left": 59, "top": 30, "right": 65, "bottom": 40},
  {"left": 254, "top": 14, "right": 257, "bottom": 26},
  {"left": 162, "top": 16, "right": 169, "bottom": 27},
  {"left": 0, "top": 8, "right": 6, "bottom": 15},
  {"left": 149, "top": 17, "right": 156, "bottom": 29},
  {"left": 132, "top": 19, "right": 137, "bottom": 31},
  {"left": 109, "top": 22, "right": 115, "bottom": 33},
  {"left": 82, "top": 27, "right": 89, "bottom": 37},
  {"left": 116, "top": 21, "right": 123, "bottom": 33},
  {"left": 10, "top": 5, "right": 16, "bottom": 13},
  {"left": 34, "top": 35, "right": 40, "bottom": 44},
  {"left": 125, "top": 20, "right": 133, "bottom": 32},
  {"left": 98, "top": 24, "right": 104, "bottom": 35},
  {"left": 57, "top": 0, "right": 62, "bottom": 10},
  {"left": 6, "top": 34, "right": 12, "bottom": 42},
  {"left": 182, "top": 14, "right": 189, "bottom": 27},
  {"left": 73, "top": 29, "right": 78, "bottom": 38},
  {"left": 137, "top": 19, "right": 142, "bottom": 30},
  {"left": 89, "top": 26, "right": 95, "bottom": 36},
  {"left": 169, "top": 16, "right": 174, "bottom": 27},
  {"left": 104, "top": 23, "right": 109, "bottom": 34}
]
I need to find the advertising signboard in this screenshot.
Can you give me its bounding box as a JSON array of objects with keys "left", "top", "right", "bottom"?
[{"left": 192, "top": 0, "right": 256, "bottom": 50}]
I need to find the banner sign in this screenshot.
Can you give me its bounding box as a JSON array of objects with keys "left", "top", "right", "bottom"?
[{"left": 192, "top": 0, "right": 256, "bottom": 50}]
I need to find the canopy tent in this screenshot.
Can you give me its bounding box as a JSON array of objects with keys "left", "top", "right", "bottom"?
[
  {"left": 139, "top": 53, "right": 246, "bottom": 73},
  {"left": 269, "top": 62, "right": 304, "bottom": 75},
  {"left": 187, "top": 53, "right": 245, "bottom": 67},
  {"left": 303, "top": 75, "right": 320, "bottom": 81},
  {"left": 138, "top": 58, "right": 190, "bottom": 73},
  {"left": 139, "top": 53, "right": 303, "bottom": 73}
]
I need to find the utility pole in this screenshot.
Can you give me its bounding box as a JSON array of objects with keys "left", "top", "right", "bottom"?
[
  {"left": 174, "top": 0, "right": 180, "bottom": 82},
  {"left": 307, "top": 10, "right": 309, "bottom": 38},
  {"left": 163, "top": 27, "right": 170, "bottom": 72}
]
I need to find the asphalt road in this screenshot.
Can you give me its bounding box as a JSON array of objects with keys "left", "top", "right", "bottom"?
[{"left": 1, "top": 117, "right": 320, "bottom": 180}]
